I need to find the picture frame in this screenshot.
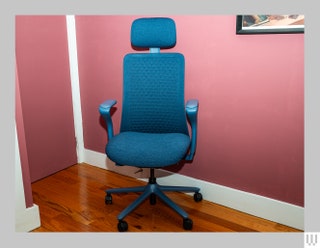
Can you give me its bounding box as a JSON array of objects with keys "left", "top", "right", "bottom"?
[{"left": 236, "top": 15, "right": 304, "bottom": 34}]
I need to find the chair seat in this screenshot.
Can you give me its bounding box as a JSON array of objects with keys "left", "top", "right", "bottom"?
[{"left": 106, "top": 131, "right": 190, "bottom": 167}]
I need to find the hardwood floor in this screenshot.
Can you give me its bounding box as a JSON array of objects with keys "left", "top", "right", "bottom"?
[{"left": 31, "top": 163, "right": 301, "bottom": 232}]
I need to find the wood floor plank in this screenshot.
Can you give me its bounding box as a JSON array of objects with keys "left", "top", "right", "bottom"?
[{"left": 31, "top": 163, "right": 302, "bottom": 232}]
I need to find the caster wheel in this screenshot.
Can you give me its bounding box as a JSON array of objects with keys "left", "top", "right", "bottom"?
[
  {"left": 183, "top": 218, "right": 193, "bottom": 230},
  {"left": 105, "top": 194, "right": 112, "bottom": 205},
  {"left": 150, "top": 193, "right": 156, "bottom": 205},
  {"left": 194, "top": 192, "right": 203, "bottom": 202},
  {"left": 118, "top": 220, "right": 128, "bottom": 232}
]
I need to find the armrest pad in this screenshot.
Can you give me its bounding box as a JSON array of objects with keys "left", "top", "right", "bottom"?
[
  {"left": 99, "top": 100, "right": 117, "bottom": 140},
  {"left": 186, "top": 99, "right": 199, "bottom": 112},
  {"left": 99, "top": 99, "right": 117, "bottom": 114}
]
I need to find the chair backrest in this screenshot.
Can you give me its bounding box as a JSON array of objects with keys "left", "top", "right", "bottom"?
[{"left": 120, "top": 17, "right": 189, "bottom": 135}]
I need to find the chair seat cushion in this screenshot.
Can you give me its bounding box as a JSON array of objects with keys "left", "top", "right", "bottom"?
[{"left": 106, "top": 132, "right": 190, "bottom": 167}]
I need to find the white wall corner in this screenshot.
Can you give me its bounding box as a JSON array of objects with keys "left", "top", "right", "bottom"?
[
  {"left": 15, "top": 124, "right": 41, "bottom": 232},
  {"left": 66, "top": 15, "right": 85, "bottom": 163}
]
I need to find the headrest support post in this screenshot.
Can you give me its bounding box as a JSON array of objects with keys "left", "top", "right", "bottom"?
[{"left": 150, "top": 48, "right": 160, "bottom": 53}]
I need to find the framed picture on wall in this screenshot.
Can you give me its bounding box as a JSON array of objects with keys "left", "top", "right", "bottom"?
[{"left": 236, "top": 15, "right": 304, "bottom": 34}]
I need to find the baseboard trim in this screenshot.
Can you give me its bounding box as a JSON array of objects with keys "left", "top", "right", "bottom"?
[
  {"left": 15, "top": 204, "right": 41, "bottom": 232},
  {"left": 84, "top": 149, "right": 304, "bottom": 230}
]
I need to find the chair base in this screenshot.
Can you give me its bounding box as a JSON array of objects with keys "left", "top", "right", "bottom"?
[{"left": 105, "top": 168, "right": 202, "bottom": 231}]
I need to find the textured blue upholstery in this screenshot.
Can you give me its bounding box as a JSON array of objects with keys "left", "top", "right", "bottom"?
[
  {"left": 106, "top": 132, "right": 190, "bottom": 167},
  {"left": 107, "top": 52, "right": 190, "bottom": 167},
  {"left": 120, "top": 53, "right": 188, "bottom": 135},
  {"left": 131, "top": 17, "right": 176, "bottom": 48}
]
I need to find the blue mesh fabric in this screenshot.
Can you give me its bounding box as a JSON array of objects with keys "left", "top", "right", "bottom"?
[
  {"left": 106, "top": 52, "right": 191, "bottom": 167},
  {"left": 120, "top": 53, "right": 189, "bottom": 135}
]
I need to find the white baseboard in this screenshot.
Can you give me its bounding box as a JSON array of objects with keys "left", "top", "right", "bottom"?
[
  {"left": 84, "top": 149, "right": 304, "bottom": 230},
  {"left": 15, "top": 204, "right": 41, "bottom": 232}
]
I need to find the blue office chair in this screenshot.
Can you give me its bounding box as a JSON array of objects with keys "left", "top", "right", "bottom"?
[{"left": 99, "top": 17, "right": 202, "bottom": 232}]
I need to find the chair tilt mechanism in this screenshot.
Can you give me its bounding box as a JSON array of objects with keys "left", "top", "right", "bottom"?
[{"left": 99, "top": 17, "right": 202, "bottom": 232}]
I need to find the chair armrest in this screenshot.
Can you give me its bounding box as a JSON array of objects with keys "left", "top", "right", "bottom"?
[
  {"left": 185, "top": 99, "right": 199, "bottom": 161},
  {"left": 99, "top": 100, "right": 117, "bottom": 140}
]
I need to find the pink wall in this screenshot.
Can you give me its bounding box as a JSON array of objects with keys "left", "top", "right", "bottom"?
[
  {"left": 16, "top": 63, "right": 33, "bottom": 208},
  {"left": 16, "top": 16, "right": 77, "bottom": 183},
  {"left": 76, "top": 15, "right": 304, "bottom": 206}
]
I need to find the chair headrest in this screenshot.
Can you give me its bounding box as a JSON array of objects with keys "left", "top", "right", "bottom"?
[{"left": 131, "top": 17, "right": 176, "bottom": 49}]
